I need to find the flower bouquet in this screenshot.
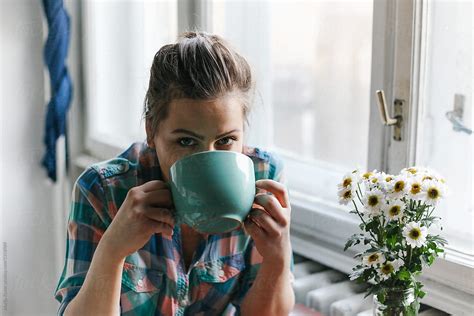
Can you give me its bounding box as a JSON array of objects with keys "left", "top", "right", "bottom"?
[{"left": 337, "top": 167, "right": 448, "bottom": 315}]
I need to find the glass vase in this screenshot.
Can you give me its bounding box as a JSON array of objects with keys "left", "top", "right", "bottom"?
[{"left": 373, "top": 287, "right": 420, "bottom": 316}]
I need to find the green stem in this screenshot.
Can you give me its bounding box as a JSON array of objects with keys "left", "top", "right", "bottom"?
[
  {"left": 407, "top": 247, "right": 413, "bottom": 269},
  {"left": 352, "top": 200, "right": 379, "bottom": 243},
  {"left": 355, "top": 188, "right": 363, "bottom": 205}
]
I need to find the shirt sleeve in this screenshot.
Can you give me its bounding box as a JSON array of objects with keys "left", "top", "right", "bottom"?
[
  {"left": 54, "top": 167, "right": 110, "bottom": 315},
  {"left": 228, "top": 152, "right": 295, "bottom": 314}
]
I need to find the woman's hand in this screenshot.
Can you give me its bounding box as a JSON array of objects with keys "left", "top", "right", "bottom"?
[
  {"left": 243, "top": 179, "right": 292, "bottom": 266},
  {"left": 100, "top": 180, "right": 176, "bottom": 260}
]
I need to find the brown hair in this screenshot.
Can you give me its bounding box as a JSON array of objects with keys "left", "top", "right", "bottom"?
[{"left": 143, "top": 31, "right": 254, "bottom": 138}]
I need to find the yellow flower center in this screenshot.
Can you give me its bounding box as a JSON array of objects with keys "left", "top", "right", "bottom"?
[
  {"left": 381, "top": 263, "right": 394, "bottom": 274},
  {"left": 363, "top": 172, "right": 373, "bottom": 179},
  {"left": 422, "top": 175, "right": 433, "bottom": 181},
  {"left": 389, "top": 206, "right": 401, "bottom": 217},
  {"left": 343, "top": 190, "right": 352, "bottom": 199},
  {"left": 368, "top": 254, "right": 379, "bottom": 262},
  {"left": 427, "top": 187, "right": 439, "bottom": 199},
  {"left": 343, "top": 178, "right": 352, "bottom": 187},
  {"left": 385, "top": 176, "right": 393, "bottom": 182},
  {"left": 371, "top": 178, "right": 378, "bottom": 183},
  {"left": 407, "top": 168, "right": 417, "bottom": 174},
  {"left": 410, "top": 183, "right": 421, "bottom": 195},
  {"left": 368, "top": 196, "right": 379, "bottom": 207},
  {"left": 409, "top": 228, "right": 421, "bottom": 239},
  {"left": 394, "top": 181, "right": 405, "bottom": 192}
]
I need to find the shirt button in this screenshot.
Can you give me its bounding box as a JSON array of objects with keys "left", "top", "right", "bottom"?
[
  {"left": 137, "top": 279, "right": 144, "bottom": 287},
  {"left": 218, "top": 270, "right": 225, "bottom": 277}
]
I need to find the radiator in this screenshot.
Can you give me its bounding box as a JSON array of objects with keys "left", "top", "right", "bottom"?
[{"left": 290, "top": 253, "right": 449, "bottom": 316}]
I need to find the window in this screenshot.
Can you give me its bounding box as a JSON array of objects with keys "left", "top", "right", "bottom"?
[
  {"left": 209, "top": 0, "right": 377, "bottom": 207},
  {"left": 82, "top": 0, "right": 177, "bottom": 159},
  {"left": 417, "top": 0, "right": 472, "bottom": 260}
]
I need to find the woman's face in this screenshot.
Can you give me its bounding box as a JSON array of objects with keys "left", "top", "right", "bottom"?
[{"left": 146, "top": 95, "right": 245, "bottom": 182}]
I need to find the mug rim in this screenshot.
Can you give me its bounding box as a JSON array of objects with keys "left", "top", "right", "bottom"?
[{"left": 169, "top": 149, "right": 253, "bottom": 173}]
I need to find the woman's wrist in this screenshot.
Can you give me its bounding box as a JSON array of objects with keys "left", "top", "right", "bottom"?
[
  {"left": 98, "top": 231, "right": 128, "bottom": 263},
  {"left": 261, "top": 239, "right": 292, "bottom": 270},
  {"left": 262, "top": 254, "right": 290, "bottom": 271}
]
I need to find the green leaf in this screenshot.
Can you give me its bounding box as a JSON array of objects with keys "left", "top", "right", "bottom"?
[
  {"left": 398, "top": 269, "right": 411, "bottom": 281},
  {"left": 344, "top": 240, "right": 354, "bottom": 251},
  {"left": 386, "top": 234, "right": 397, "bottom": 249}
]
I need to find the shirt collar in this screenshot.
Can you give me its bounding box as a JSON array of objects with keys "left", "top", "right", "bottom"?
[{"left": 119, "top": 141, "right": 163, "bottom": 186}]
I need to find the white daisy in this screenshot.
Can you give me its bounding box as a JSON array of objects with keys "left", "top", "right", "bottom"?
[
  {"left": 362, "top": 189, "right": 385, "bottom": 216},
  {"left": 378, "top": 172, "right": 395, "bottom": 189},
  {"left": 401, "top": 166, "right": 423, "bottom": 177},
  {"left": 367, "top": 172, "right": 388, "bottom": 192},
  {"left": 422, "top": 179, "right": 446, "bottom": 206},
  {"left": 419, "top": 168, "right": 447, "bottom": 187},
  {"left": 407, "top": 177, "right": 425, "bottom": 201},
  {"left": 401, "top": 167, "right": 417, "bottom": 176},
  {"left": 387, "top": 175, "right": 409, "bottom": 198},
  {"left": 337, "top": 170, "right": 361, "bottom": 191},
  {"left": 361, "top": 170, "right": 376, "bottom": 182},
  {"left": 403, "top": 222, "right": 428, "bottom": 248},
  {"left": 384, "top": 199, "right": 405, "bottom": 221},
  {"left": 338, "top": 187, "right": 355, "bottom": 205},
  {"left": 378, "top": 259, "right": 403, "bottom": 280},
  {"left": 363, "top": 252, "right": 386, "bottom": 267}
]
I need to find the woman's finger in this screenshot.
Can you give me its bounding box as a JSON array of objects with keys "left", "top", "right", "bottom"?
[
  {"left": 149, "top": 220, "right": 174, "bottom": 237},
  {"left": 143, "top": 190, "right": 174, "bottom": 208},
  {"left": 243, "top": 216, "right": 265, "bottom": 239},
  {"left": 248, "top": 209, "right": 282, "bottom": 238},
  {"left": 139, "top": 180, "right": 170, "bottom": 193},
  {"left": 253, "top": 194, "right": 289, "bottom": 227},
  {"left": 142, "top": 206, "right": 176, "bottom": 227},
  {"left": 255, "top": 179, "right": 289, "bottom": 208}
]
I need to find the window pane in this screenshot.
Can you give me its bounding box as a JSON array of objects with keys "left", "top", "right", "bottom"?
[
  {"left": 420, "top": 1, "right": 473, "bottom": 255},
  {"left": 85, "top": 0, "right": 177, "bottom": 149},
  {"left": 210, "top": 0, "right": 373, "bottom": 171},
  {"left": 271, "top": 1, "right": 373, "bottom": 169}
]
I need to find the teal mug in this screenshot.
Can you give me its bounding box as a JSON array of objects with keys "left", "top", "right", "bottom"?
[{"left": 169, "top": 150, "right": 256, "bottom": 234}]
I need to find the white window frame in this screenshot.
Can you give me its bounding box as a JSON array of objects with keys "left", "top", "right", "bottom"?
[
  {"left": 73, "top": 0, "right": 474, "bottom": 313},
  {"left": 287, "top": 1, "right": 473, "bottom": 314}
]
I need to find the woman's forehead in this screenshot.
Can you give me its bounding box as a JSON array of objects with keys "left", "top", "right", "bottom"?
[{"left": 164, "top": 97, "right": 244, "bottom": 130}]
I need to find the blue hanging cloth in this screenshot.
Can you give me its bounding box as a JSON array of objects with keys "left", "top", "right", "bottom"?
[{"left": 41, "top": 0, "right": 73, "bottom": 182}]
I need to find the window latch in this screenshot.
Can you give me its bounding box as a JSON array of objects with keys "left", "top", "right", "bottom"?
[
  {"left": 375, "top": 90, "right": 403, "bottom": 141},
  {"left": 446, "top": 94, "right": 472, "bottom": 135}
]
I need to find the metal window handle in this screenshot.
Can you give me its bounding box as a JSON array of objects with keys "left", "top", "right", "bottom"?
[
  {"left": 376, "top": 90, "right": 398, "bottom": 126},
  {"left": 446, "top": 94, "right": 472, "bottom": 135},
  {"left": 375, "top": 90, "right": 403, "bottom": 141}
]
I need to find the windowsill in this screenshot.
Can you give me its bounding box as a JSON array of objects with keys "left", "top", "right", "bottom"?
[{"left": 289, "top": 190, "right": 474, "bottom": 315}]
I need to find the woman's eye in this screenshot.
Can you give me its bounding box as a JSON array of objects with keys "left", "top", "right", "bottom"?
[
  {"left": 178, "top": 138, "right": 197, "bottom": 147},
  {"left": 216, "top": 137, "right": 236, "bottom": 146}
]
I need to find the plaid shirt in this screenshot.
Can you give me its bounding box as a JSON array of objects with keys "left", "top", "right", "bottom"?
[{"left": 54, "top": 141, "right": 294, "bottom": 316}]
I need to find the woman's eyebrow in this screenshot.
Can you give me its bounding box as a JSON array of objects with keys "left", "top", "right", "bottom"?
[
  {"left": 172, "top": 129, "right": 204, "bottom": 140},
  {"left": 215, "top": 129, "right": 240, "bottom": 139},
  {"left": 171, "top": 128, "right": 240, "bottom": 140}
]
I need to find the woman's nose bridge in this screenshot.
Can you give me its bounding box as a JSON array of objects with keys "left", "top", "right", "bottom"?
[
  {"left": 194, "top": 141, "right": 216, "bottom": 152},
  {"left": 204, "top": 143, "right": 216, "bottom": 151}
]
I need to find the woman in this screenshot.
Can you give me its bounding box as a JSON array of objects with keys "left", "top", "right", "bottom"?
[{"left": 55, "top": 31, "right": 295, "bottom": 316}]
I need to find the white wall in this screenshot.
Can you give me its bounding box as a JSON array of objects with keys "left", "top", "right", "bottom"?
[{"left": 0, "top": 0, "right": 77, "bottom": 315}]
